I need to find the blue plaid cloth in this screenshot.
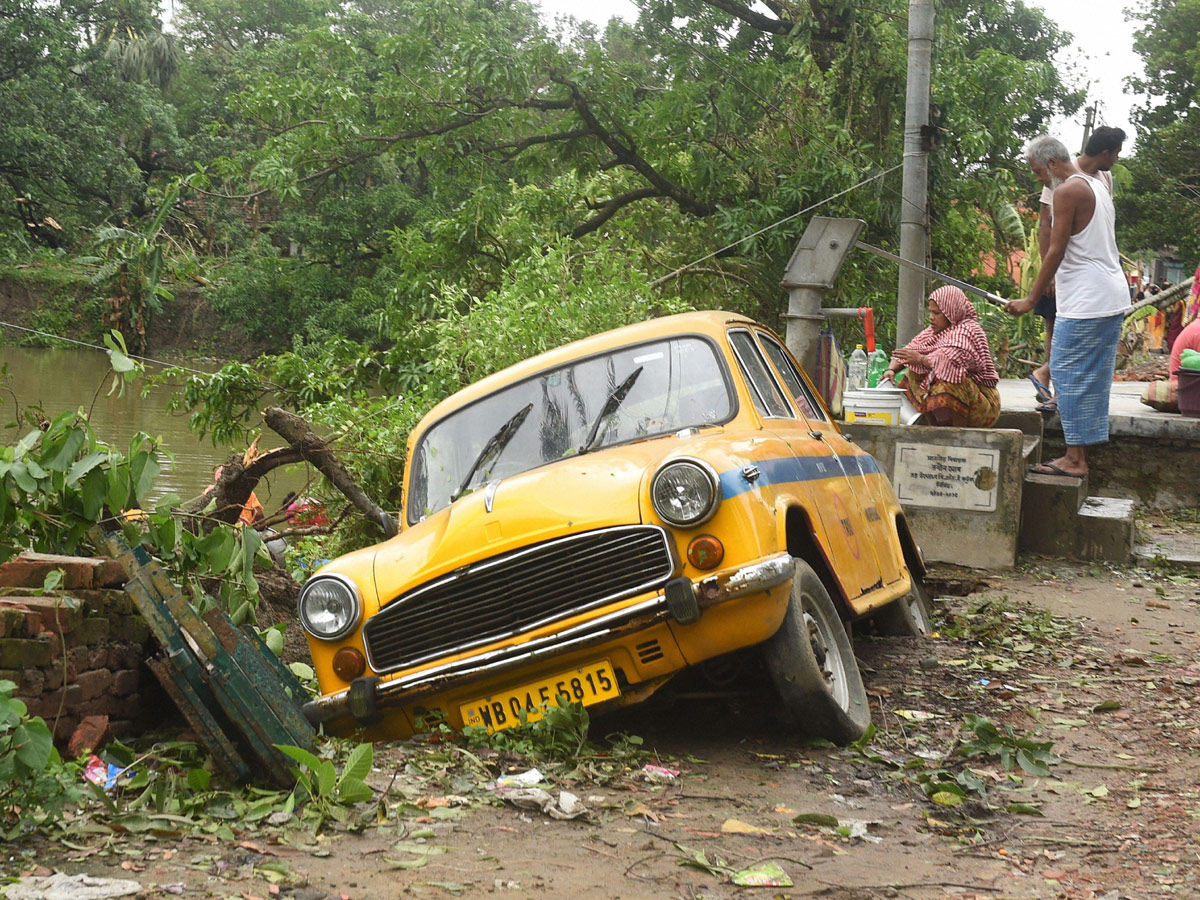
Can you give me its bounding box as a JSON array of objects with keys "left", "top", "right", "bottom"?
[{"left": 1050, "top": 313, "right": 1124, "bottom": 446}]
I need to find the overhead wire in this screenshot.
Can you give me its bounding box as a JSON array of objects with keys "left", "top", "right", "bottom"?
[
  {"left": 650, "top": 163, "right": 901, "bottom": 286},
  {"left": 0, "top": 319, "right": 276, "bottom": 385}
]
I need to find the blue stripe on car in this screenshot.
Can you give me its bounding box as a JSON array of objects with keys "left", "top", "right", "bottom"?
[{"left": 718, "top": 454, "right": 883, "bottom": 499}]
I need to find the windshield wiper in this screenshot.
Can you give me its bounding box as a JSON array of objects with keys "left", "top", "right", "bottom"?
[
  {"left": 451, "top": 402, "right": 534, "bottom": 502},
  {"left": 578, "top": 366, "right": 643, "bottom": 455}
]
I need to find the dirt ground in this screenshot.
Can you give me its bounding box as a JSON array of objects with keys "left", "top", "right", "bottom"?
[{"left": 6, "top": 561, "right": 1200, "bottom": 900}]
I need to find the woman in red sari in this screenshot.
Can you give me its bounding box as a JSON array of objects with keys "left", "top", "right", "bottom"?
[{"left": 881, "top": 285, "right": 1001, "bottom": 427}]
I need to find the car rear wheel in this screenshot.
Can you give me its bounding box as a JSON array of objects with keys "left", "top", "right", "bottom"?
[
  {"left": 762, "top": 560, "right": 870, "bottom": 744},
  {"left": 872, "top": 574, "right": 934, "bottom": 637}
]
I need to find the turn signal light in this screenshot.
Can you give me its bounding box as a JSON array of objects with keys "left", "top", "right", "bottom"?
[
  {"left": 687, "top": 534, "right": 724, "bottom": 570},
  {"left": 332, "top": 647, "right": 367, "bottom": 682}
]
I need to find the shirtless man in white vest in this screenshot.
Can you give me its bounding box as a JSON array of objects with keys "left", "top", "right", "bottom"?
[
  {"left": 1027, "top": 127, "right": 1125, "bottom": 401},
  {"left": 1006, "top": 135, "right": 1131, "bottom": 478}
]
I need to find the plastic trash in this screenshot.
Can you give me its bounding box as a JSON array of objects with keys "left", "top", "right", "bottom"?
[
  {"left": 847, "top": 344, "right": 868, "bottom": 391},
  {"left": 493, "top": 767, "right": 545, "bottom": 788},
  {"left": 640, "top": 764, "right": 679, "bottom": 783},
  {"left": 491, "top": 786, "right": 588, "bottom": 820}
]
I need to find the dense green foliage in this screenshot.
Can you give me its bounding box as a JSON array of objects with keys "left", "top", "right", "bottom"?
[
  {"left": 2, "top": 0, "right": 1181, "bottom": 550},
  {"left": 1120, "top": 0, "right": 1200, "bottom": 262}
]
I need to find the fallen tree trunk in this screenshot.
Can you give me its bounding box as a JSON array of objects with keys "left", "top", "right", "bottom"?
[
  {"left": 261, "top": 406, "right": 398, "bottom": 538},
  {"left": 184, "top": 408, "right": 398, "bottom": 540}
]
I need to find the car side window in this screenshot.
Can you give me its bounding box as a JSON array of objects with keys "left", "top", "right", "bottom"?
[
  {"left": 756, "top": 332, "right": 828, "bottom": 422},
  {"left": 728, "top": 330, "right": 794, "bottom": 418}
]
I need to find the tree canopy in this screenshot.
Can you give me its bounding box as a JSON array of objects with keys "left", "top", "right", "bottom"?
[{"left": 5, "top": 0, "right": 1164, "bottom": 537}]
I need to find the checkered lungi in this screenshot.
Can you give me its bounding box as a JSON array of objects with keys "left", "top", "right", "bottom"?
[{"left": 1050, "top": 313, "right": 1125, "bottom": 446}]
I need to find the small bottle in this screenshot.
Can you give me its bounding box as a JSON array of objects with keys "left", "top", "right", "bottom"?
[
  {"left": 867, "top": 348, "right": 889, "bottom": 388},
  {"left": 847, "top": 344, "right": 868, "bottom": 391}
]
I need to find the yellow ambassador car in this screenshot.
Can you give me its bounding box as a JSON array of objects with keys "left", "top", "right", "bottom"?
[{"left": 299, "top": 311, "right": 932, "bottom": 744}]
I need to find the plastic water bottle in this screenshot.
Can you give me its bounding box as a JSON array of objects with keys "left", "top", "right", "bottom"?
[
  {"left": 866, "top": 348, "right": 889, "bottom": 388},
  {"left": 847, "top": 344, "right": 868, "bottom": 391}
]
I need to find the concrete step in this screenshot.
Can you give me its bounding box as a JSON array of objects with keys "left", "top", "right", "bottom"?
[
  {"left": 1133, "top": 530, "right": 1200, "bottom": 569},
  {"left": 1077, "top": 497, "right": 1136, "bottom": 564},
  {"left": 1019, "top": 469, "right": 1090, "bottom": 557},
  {"left": 1021, "top": 434, "right": 1041, "bottom": 468}
]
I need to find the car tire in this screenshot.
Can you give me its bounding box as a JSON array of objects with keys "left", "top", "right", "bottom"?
[
  {"left": 762, "top": 560, "right": 871, "bottom": 744},
  {"left": 872, "top": 575, "right": 934, "bottom": 637}
]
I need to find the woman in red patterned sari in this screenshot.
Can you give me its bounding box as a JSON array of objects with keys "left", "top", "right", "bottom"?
[{"left": 881, "top": 285, "right": 1001, "bottom": 427}]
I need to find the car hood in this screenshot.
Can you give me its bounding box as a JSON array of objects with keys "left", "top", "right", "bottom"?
[{"left": 366, "top": 439, "right": 687, "bottom": 611}]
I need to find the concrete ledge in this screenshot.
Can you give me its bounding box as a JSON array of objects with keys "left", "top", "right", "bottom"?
[
  {"left": 1019, "top": 471, "right": 1089, "bottom": 558},
  {"left": 843, "top": 423, "right": 1024, "bottom": 570},
  {"left": 1077, "top": 497, "right": 1136, "bottom": 564}
]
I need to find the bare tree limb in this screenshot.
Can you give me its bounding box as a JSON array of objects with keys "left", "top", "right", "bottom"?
[
  {"left": 263, "top": 406, "right": 398, "bottom": 537},
  {"left": 549, "top": 69, "right": 717, "bottom": 219},
  {"left": 571, "top": 186, "right": 662, "bottom": 239}
]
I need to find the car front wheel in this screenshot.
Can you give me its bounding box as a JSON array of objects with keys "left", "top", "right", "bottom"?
[{"left": 762, "top": 560, "right": 870, "bottom": 744}]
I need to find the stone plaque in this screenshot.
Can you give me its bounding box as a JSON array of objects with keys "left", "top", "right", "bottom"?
[{"left": 893, "top": 443, "right": 999, "bottom": 511}]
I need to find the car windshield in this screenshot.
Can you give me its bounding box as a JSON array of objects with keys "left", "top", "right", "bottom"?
[{"left": 408, "top": 335, "right": 734, "bottom": 522}]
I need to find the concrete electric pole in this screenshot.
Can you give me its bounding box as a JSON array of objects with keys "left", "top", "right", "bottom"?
[{"left": 896, "top": 0, "right": 935, "bottom": 346}]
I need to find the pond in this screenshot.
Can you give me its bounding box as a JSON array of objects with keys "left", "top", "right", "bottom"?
[{"left": 0, "top": 345, "right": 310, "bottom": 511}]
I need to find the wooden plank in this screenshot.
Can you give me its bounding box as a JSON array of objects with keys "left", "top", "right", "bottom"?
[
  {"left": 147, "top": 655, "right": 252, "bottom": 784},
  {"left": 91, "top": 525, "right": 313, "bottom": 787},
  {"left": 204, "top": 610, "right": 314, "bottom": 736}
]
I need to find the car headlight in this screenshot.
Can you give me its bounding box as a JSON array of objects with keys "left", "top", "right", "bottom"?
[
  {"left": 651, "top": 459, "right": 721, "bottom": 527},
  {"left": 298, "top": 574, "right": 362, "bottom": 640}
]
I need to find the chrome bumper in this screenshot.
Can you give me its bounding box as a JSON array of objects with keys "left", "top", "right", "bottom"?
[
  {"left": 695, "top": 552, "right": 795, "bottom": 607},
  {"left": 303, "top": 552, "right": 796, "bottom": 727}
]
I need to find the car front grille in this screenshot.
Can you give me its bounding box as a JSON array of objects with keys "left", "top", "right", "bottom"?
[{"left": 363, "top": 526, "right": 676, "bottom": 674}]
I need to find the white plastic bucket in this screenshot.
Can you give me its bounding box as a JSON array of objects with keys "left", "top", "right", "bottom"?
[
  {"left": 842, "top": 387, "right": 921, "bottom": 426},
  {"left": 842, "top": 390, "right": 901, "bottom": 425}
]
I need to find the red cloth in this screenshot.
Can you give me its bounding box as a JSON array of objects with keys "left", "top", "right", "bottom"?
[
  {"left": 1169, "top": 318, "right": 1200, "bottom": 385},
  {"left": 892, "top": 285, "right": 999, "bottom": 389}
]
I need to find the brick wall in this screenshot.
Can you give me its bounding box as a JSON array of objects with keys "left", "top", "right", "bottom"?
[{"left": 0, "top": 552, "right": 163, "bottom": 745}]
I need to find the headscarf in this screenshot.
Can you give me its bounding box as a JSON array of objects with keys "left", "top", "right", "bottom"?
[{"left": 892, "top": 285, "right": 999, "bottom": 388}]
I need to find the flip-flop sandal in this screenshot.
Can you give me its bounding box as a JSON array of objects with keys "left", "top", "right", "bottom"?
[
  {"left": 1030, "top": 462, "right": 1085, "bottom": 480},
  {"left": 1035, "top": 399, "right": 1058, "bottom": 413},
  {"left": 1027, "top": 374, "right": 1054, "bottom": 404}
]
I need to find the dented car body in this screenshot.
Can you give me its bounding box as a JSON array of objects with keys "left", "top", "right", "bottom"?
[{"left": 299, "top": 311, "right": 930, "bottom": 743}]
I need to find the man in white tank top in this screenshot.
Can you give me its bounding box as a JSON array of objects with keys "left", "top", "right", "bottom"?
[
  {"left": 1026, "top": 127, "right": 1125, "bottom": 399},
  {"left": 1006, "top": 135, "right": 1131, "bottom": 479}
]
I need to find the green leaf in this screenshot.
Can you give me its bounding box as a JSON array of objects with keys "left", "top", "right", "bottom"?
[
  {"left": 108, "top": 347, "right": 136, "bottom": 373},
  {"left": 931, "top": 790, "right": 964, "bottom": 807},
  {"left": 130, "top": 451, "right": 160, "bottom": 505},
  {"left": 11, "top": 462, "right": 38, "bottom": 493},
  {"left": 80, "top": 468, "right": 108, "bottom": 519},
  {"left": 276, "top": 744, "right": 325, "bottom": 772},
  {"left": 196, "top": 528, "right": 235, "bottom": 573},
  {"left": 40, "top": 428, "right": 85, "bottom": 473},
  {"left": 14, "top": 719, "right": 53, "bottom": 772},
  {"left": 338, "top": 743, "right": 373, "bottom": 786},
  {"left": 68, "top": 451, "right": 109, "bottom": 489},
  {"left": 315, "top": 759, "right": 337, "bottom": 799},
  {"left": 335, "top": 779, "right": 374, "bottom": 804}
]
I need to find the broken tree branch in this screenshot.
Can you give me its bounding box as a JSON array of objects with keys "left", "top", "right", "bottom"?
[{"left": 263, "top": 406, "right": 398, "bottom": 538}]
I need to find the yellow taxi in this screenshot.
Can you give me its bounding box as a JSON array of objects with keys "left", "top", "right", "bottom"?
[{"left": 298, "top": 311, "right": 931, "bottom": 743}]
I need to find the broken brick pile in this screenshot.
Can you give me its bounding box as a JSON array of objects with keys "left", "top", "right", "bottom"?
[{"left": 0, "top": 552, "right": 162, "bottom": 748}]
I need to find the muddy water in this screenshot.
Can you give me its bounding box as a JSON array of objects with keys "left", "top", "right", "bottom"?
[{"left": 0, "top": 346, "right": 308, "bottom": 509}]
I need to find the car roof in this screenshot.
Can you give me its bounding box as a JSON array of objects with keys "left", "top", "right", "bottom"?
[{"left": 418, "top": 309, "right": 760, "bottom": 424}]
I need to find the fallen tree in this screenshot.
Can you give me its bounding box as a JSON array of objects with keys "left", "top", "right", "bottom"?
[{"left": 185, "top": 406, "right": 399, "bottom": 541}]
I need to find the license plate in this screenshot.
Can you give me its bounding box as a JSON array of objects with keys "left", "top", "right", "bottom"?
[{"left": 460, "top": 661, "right": 620, "bottom": 733}]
